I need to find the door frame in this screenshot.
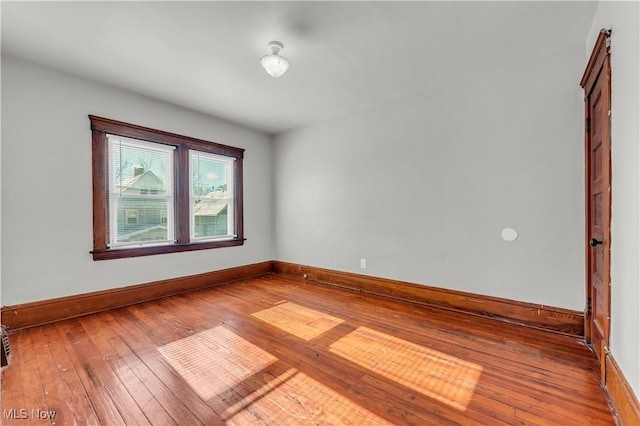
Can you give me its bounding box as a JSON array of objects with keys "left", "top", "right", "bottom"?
[{"left": 580, "top": 29, "right": 612, "bottom": 375}]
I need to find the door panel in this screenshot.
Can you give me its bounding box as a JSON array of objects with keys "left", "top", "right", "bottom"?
[{"left": 581, "top": 29, "right": 612, "bottom": 375}]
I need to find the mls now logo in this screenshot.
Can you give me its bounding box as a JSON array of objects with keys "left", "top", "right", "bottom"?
[
  {"left": 3, "top": 409, "right": 28, "bottom": 420},
  {"left": 3, "top": 408, "right": 57, "bottom": 420},
  {"left": 31, "top": 409, "right": 57, "bottom": 419}
]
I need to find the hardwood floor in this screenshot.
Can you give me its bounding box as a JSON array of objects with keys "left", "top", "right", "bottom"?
[{"left": 1, "top": 274, "right": 616, "bottom": 425}]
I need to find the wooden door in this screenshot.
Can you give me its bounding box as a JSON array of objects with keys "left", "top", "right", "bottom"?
[{"left": 580, "top": 29, "right": 612, "bottom": 375}]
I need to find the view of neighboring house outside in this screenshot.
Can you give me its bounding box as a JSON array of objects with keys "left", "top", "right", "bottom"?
[
  {"left": 115, "top": 167, "right": 170, "bottom": 244},
  {"left": 108, "top": 135, "right": 233, "bottom": 247},
  {"left": 114, "top": 167, "right": 229, "bottom": 244},
  {"left": 190, "top": 151, "right": 233, "bottom": 240},
  {"left": 193, "top": 189, "right": 229, "bottom": 238}
]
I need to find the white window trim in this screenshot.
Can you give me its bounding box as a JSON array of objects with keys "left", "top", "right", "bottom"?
[
  {"left": 107, "top": 135, "right": 176, "bottom": 248},
  {"left": 189, "top": 150, "right": 236, "bottom": 242}
]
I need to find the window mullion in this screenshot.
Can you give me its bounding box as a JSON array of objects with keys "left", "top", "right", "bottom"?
[{"left": 175, "top": 146, "right": 190, "bottom": 244}]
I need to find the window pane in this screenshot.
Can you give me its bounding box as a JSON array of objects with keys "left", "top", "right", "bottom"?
[
  {"left": 115, "top": 198, "right": 169, "bottom": 244},
  {"left": 109, "top": 136, "right": 174, "bottom": 246},
  {"left": 191, "top": 152, "right": 234, "bottom": 239}
]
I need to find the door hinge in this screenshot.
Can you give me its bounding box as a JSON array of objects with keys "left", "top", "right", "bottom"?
[
  {"left": 604, "top": 29, "right": 612, "bottom": 48},
  {"left": 586, "top": 297, "right": 592, "bottom": 316},
  {"left": 585, "top": 117, "right": 591, "bottom": 133}
]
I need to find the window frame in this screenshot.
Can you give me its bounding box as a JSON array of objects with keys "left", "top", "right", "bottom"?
[
  {"left": 90, "top": 115, "right": 244, "bottom": 260},
  {"left": 189, "top": 150, "right": 236, "bottom": 242},
  {"left": 108, "top": 135, "right": 176, "bottom": 248}
]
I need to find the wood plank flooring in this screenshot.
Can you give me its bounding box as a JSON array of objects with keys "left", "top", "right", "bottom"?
[{"left": 1, "top": 274, "right": 616, "bottom": 425}]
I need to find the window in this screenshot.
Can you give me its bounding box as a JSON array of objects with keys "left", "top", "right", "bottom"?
[
  {"left": 125, "top": 209, "right": 139, "bottom": 225},
  {"left": 90, "top": 115, "right": 244, "bottom": 260},
  {"left": 109, "top": 136, "right": 174, "bottom": 247},
  {"left": 190, "top": 151, "right": 235, "bottom": 241}
]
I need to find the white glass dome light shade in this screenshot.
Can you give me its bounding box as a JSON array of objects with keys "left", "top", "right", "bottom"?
[
  {"left": 260, "top": 41, "right": 290, "bottom": 78},
  {"left": 260, "top": 55, "right": 290, "bottom": 77}
]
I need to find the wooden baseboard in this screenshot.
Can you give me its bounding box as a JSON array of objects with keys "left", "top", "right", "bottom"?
[
  {"left": 0, "top": 260, "right": 586, "bottom": 337},
  {"left": 273, "top": 261, "right": 584, "bottom": 337},
  {"left": 606, "top": 355, "right": 640, "bottom": 425},
  {"left": 1, "top": 261, "right": 273, "bottom": 331}
]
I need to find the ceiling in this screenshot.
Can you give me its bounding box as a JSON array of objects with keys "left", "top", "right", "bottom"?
[{"left": 1, "top": 1, "right": 597, "bottom": 135}]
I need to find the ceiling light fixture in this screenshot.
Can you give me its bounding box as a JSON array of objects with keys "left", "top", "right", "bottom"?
[{"left": 260, "top": 41, "right": 290, "bottom": 78}]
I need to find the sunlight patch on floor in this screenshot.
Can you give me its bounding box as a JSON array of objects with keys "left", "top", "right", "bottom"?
[
  {"left": 224, "top": 368, "right": 393, "bottom": 426},
  {"left": 329, "top": 326, "right": 482, "bottom": 411},
  {"left": 158, "top": 325, "right": 391, "bottom": 425},
  {"left": 252, "top": 301, "right": 345, "bottom": 341},
  {"left": 157, "top": 326, "right": 277, "bottom": 401}
]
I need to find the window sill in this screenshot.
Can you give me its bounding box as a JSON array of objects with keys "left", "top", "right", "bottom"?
[{"left": 91, "top": 239, "right": 245, "bottom": 261}]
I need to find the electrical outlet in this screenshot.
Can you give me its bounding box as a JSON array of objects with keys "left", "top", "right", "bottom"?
[{"left": 360, "top": 258, "right": 367, "bottom": 269}]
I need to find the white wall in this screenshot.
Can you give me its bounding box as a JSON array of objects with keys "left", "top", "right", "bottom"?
[
  {"left": 275, "top": 43, "right": 587, "bottom": 311},
  {"left": 587, "top": 0, "right": 640, "bottom": 401},
  {"left": 1, "top": 55, "right": 274, "bottom": 306}
]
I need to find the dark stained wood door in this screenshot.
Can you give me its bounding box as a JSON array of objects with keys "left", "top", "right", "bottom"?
[{"left": 580, "top": 29, "right": 612, "bottom": 375}]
